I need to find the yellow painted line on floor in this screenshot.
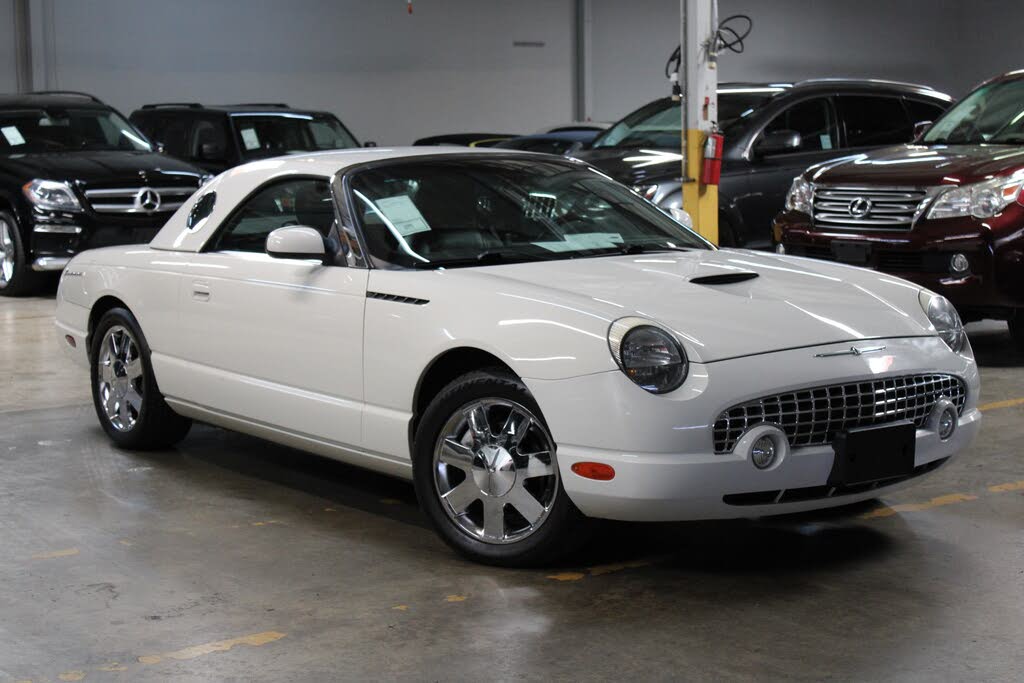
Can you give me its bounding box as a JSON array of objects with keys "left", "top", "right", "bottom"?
[
  {"left": 137, "top": 630, "right": 286, "bottom": 665},
  {"left": 547, "top": 557, "right": 660, "bottom": 582},
  {"left": 392, "top": 604, "right": 409, "bottom": 611},
  {"left": 250, "top": 520, "right": 283, "bottom": 527},
  {"left": 978, "top": 397, "right": 1024, "bottom": 412},
  {"left": 97, "top": 662, "right": 128, "bottom": 672},
  {"left": 445, "top": 594, "right": 467, "bottom": 602},
  {"left": 989, "top": 479, "right": 1024, "bottom": 493},
  {"left": 548, "top": 571, "right": 586, "bottom": 582},
  {"left": 861, "top": 492, "right": 978, "bottom": 519},
  {"left": 57, "top": 672, "right": 85, "bottom": 682},
  {"left": 31, "top": 547, "right": 79, "bottom": 560}
]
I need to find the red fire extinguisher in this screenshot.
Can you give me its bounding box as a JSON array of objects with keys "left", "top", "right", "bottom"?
[{"left": 701, "top": 130, "right": 724, "bottom": 186}]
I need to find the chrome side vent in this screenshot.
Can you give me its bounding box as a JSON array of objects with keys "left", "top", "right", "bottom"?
[{"left": 366, "top": 291, "right": 429, "bottom": 305}]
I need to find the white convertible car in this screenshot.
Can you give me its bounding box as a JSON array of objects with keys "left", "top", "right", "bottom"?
[{"left": 55, "top": 148, "right": 980, "bottom": 565}]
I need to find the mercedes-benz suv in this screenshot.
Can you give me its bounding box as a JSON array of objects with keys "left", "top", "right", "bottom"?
[{"left": 0, "top": 92, "right": 207, "bottom": 295}]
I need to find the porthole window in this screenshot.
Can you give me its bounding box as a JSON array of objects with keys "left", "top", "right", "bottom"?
[{"left": 186, "top": 192, "right": 216, "bottom": 231}]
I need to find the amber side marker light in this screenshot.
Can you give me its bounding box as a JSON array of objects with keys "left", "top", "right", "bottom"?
[
  {"left": 65, "top": 335, "right": 76, "bottom": 348},
  {"left": 571, "top": 462, "right": 615, "bottom": 481}
]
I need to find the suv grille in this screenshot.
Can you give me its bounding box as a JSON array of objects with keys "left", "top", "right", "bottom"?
[
  {"left": 812, "top": 186, "right": 930, "bottom": 231},
  {"left": 713, "top": 374, "right": 967, "bottom": 454},
  {"left": 83, "top": 185, "right": 198, "bottom": 214}
]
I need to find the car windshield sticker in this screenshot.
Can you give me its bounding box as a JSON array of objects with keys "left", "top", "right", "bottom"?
[
  {"left": 240, "top": 128, "right": 260, "bottom": 150},
  {"left": 1, "top": 126, "right": 25, "bottom": 146},
  {"left": 820, "top": 134, "right": 833, "bottom": 150},
  {"left": 533, "top": 232, "right": 624, "bottom": 252},
  {"left": 374, "top": 195, "right": 431, "bottom": 237}
]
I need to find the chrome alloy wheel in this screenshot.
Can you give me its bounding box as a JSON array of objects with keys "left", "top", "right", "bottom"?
[
  {"left": 433, "top": 399, "right": 559, "bottom": 544},
  {"left": 0, "top": 219, "right": 14, "bottom": 286},
  {"left": 96, "top": 325, "right": 144, "bottom": 432}
]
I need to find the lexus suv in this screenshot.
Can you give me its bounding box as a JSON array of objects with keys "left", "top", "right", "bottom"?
[
  {"left": 0, "top": 92, "right": 207, "bottom": 295},
  {"left": 775, "top": 70, "right": 1024, "bottom": 348},
  {"left": 574, "top": 80, "right": 951, "bottom": 248},
  {"left": 130, "top": 103, "right": 363, "bottom": 174}
]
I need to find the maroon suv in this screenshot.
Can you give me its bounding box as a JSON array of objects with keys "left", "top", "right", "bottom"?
[{"left": 774, "top": 70, "right": 1024, "bottom": 348}]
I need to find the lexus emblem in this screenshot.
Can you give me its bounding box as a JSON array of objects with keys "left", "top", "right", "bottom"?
[
  {"left": 848, "top": 197, "right": 873, "bottom": 218},
  {"left": 134, "top": 188, "right": 161, "bottom": 213}
]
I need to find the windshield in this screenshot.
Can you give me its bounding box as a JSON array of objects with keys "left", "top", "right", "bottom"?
[
  {"left": 591, "top": 91, "right": 777, "bottom": 149},
  {"left": 232, "top": 113, "right": 358, "bottom": 160},
  {"left": 923, "top": 78, "right": 1024, "bottom": 145},
  {"left": 0, "top": 107, "right": 152, "bottom": 153},
  {"left": 350, "top": 157, "right": 711, "bottom": 269}
]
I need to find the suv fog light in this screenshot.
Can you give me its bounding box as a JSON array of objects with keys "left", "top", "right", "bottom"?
[
  {"left": 751, "top": 436, "right": 776, "bottom": 469},
  {"left": 928, "top": 398, "right": 958, "bottom": 441},
  {"left": 949, "top": 253, "right": 970, "bottom": 274},
  {"left": 775, "top": 243, "right": 786, "bottom": 255}
]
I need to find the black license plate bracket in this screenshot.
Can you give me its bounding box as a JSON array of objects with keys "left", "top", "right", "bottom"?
[
  {"left": 828, "top": 421, "right": 916, "bottom": 487},
  {"left": 832, "top": 241, "right": 872, "bottom": 265}
]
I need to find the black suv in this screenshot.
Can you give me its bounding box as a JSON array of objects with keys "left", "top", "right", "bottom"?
[
  {"left": 574, "top": 79, "right": 952, "bottom": 248},
  {"left": 0, "top": 92, "right": 207, "bottom": 295},
  {"left": 130, "top": 103, "right": 363, "bottom": 174}
]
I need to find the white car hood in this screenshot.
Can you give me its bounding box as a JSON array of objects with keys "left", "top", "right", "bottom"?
[{"left": 454, "top": 249, "right": 933, "bottom": 363}]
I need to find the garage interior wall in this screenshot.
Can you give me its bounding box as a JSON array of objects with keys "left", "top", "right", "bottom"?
[{"left": 5, "top": 1, "right": 1023, "bottom": 142}]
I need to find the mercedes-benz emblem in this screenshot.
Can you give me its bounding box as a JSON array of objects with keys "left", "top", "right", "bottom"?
[
  {"left": 848, "top": 197, "right": 872, "bottom": 218},
  {"left": 134, "top": 187, "right": 161, "bottom": 213}
]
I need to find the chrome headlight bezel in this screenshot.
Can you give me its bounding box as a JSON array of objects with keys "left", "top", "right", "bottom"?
[
  {"left": 926, "top": 175, "right": 1024, "bottom": 220},
  {"left": 785, "top": 176, "right": 813, "bottom": 214},
  {"left": 22, "top": 179, "right": 83, "bottom": 212},
  {"left": 919, "top": 290, "right": 966, "bottom": 353},
  {"left": 608, "top": 317, "right": 688, "bottom": 394}
]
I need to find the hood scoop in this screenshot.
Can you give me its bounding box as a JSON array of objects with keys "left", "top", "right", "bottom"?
[{"left": 689, "top": 271, "right": 760, "bottom": 286}]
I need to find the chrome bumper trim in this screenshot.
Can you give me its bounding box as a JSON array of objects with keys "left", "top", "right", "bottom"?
[{"left": 32, "top": 256, "right": 71, "bottom": 271}]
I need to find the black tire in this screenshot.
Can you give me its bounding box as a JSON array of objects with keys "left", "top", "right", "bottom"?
[
  {"left": 1010, "top": 313, "right": 1024, "bottom": 351},
  {"left": 0, "top": 211, "right": 45, "bottom": 296},
  {"left": 413, "top": 369, "right": 590, "bottom": 567},
  {"left": 89, "top": 307, "right": 192, "bottom": 449}
]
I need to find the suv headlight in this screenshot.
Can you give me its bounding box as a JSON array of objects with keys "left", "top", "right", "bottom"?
[
  {"left": 22, "top": 179, "right": 83, "bottom": 212},
  {"left": 927, "top": 175, "right": 1024, "bottom": 220},
  {"left": 919, "top": 290, "right": 966, "bottom": 353},
  {"left": 785, "top": 176, "right": 813, "bottom": 214},
  {"left": 608, "top": 317, "right": 688, "bottom": 394}
]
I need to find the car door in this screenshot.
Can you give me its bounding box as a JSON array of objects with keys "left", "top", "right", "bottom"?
[
  {"left": 737, "top": 97, "right": 840, "bottom": 247},
  {"left": 172, "top": 176, "right": 368, "bottom": 448}
]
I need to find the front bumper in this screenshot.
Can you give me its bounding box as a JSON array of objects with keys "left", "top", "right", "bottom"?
[
  {"left": 526, "top": 336, "right": 980, "bottom": 522},
  {"left": 28, "top": 209, "right": 170, "bottom": 269}
]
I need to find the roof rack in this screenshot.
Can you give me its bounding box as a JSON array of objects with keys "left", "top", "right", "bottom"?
[
  {"left": 140, "top": 102, "right": 204, "bottom": 109},
  {"left": 794, "top": 78, "right": 953, "bottom": 99},
  {"left": 230, "top": 103, "right": 290, "bottom": 108},
  {"left": 28, "top": 90, "right": 104, "bottom": 104}
]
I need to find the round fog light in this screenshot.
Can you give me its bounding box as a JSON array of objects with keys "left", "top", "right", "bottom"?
[
  {"left": 751, "top": 436, "right": 777, "bottom": 469},
  {"left": 950, "top": 253, "right": 970, "bottom": 274},
  {"left": 938, "top": 406, "right": 958, "bottom": 440}
]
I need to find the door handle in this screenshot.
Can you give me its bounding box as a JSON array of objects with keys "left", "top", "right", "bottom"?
[{"left": 192, "top": 281, "right": 211, "bottom": 302}]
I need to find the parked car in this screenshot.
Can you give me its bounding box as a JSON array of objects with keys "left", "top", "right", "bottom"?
[
  {"left": 0, "top": 91, "right": 207, "bottom": 295},
  {"left": 775, "top": 70, "right": 1024, "bottom": 348},
  {"left": 56, "top": 147, "right": 979, "bottom": 565},
  {"left": 129, "top": 102, "right": 363, "bottom": 174},
  {"left": 413, "top": 133, "right": 516, "bottom": 147},
  {"left": 493, "top": 130, "right": 600, "bottom": 155},
  {"left": 575, "top": 80, "right": 952, "bottom": 248},
  {"left": 534, "top": 121, "right": 610, "bottom": 134}
]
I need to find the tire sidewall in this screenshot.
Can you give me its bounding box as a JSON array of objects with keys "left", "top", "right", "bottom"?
[
  {"left": 0, "top": 210, "right": 34, "bottom": 295},
  {"left": 412, "top": 370, "right": 583, "bottom": 566},
  {"left": 89, "top": 308, "right": 156, "bottom": 447}
]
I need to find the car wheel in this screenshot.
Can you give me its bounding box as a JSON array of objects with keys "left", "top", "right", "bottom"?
[
  {"left": 90, "top": 307, "right": 192, "bottom": 450},
  {"left": 413, "top": 369, "right": 590, "bottom": 566},
  {"left": 0, "top": 211, "right": 44, "bottom": 296},
  {"left": 1010, "top": 313, "right": 1024, "bottom": 350}
]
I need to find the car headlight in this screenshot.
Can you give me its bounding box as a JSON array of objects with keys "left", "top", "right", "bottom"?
[
  {"left": 785, "top": 176, "right": 813, "bottom": 214},
  {"left": 22, "top": 179, "right": 83, "bottom": 212},
  {"left": 927, "top": 175, "right": 1024, "bottom": 220},
  {"left": 608, "top": 317, "right": 688, "bottom": 394},
  {"left": 919, "top": 290, "right": 966, "bottom": 353}
]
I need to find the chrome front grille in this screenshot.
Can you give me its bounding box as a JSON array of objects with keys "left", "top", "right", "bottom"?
[
  {"left": 83, "top": 185, "right": 198, "bottom": 214},
  {"left": 812, "top": 186, "right": 931, "bottom": 232},
  {"left": 713, "top": 374, "right": 967, "bottom": 454}
]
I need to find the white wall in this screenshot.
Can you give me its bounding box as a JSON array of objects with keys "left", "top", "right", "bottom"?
[
  {"left": 29, "top": 0, "right": 574, "bottom": 144},
  {"left": 0, "top": 0, "right": 18, "bottom": 93}
]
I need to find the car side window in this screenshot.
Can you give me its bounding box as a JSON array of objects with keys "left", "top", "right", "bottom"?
[
  {"left": 837, "top": 95, "right": 912, "bottom": 147},
  {"left": 190, "top": 116, "right": 230, "bottom": 161},
  {"left": 761, "top": 98, "right": 836, "bottom": 153},
  {"left": 212, "top": 178, "right": 336, "bottom": 253},
  {"left": 905, "top": 98, "right": 947, "bottom": 126},
  {"left": 144, "top": 114, "right": 192, "bottom": 159}
]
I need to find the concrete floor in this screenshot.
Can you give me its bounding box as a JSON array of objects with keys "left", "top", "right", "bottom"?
[{"left": 1, "top": 294, "right": 1022, "bottom": 682}]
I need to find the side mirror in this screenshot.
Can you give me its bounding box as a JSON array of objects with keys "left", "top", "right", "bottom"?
[
  {"left": 199, "top": 142, "right": 225, "bottom": 160},
  {"left": 363, "top": 140, "right": 378, "bottom": 148},
  {"left": 266, "top": 226, "right": 326, "bottom": 262},
  {"left": 912, "top": 120, "right": 932, "bottom": 141},
  {"left": 668, "top": 207, "right": 693, "bottom": 229},
  {"left": 757, "top": 130, "right": 802, "bottom": 156}
]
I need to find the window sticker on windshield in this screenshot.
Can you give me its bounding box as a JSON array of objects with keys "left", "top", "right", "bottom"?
[
  {"left": 533, "top": 232, "right": 624, "bottom": 252},
  {"left": 374, "top": 195, "right": 431, "bottom": 237},
  {"left": 820, "top": 134, "right": 833, "bottom": 150},
  {"left": 240, "top": 128, "right": 260, "bottom": 150},
  {"left": 1, "top": 126, "right": 25, "bottom": 146}
]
